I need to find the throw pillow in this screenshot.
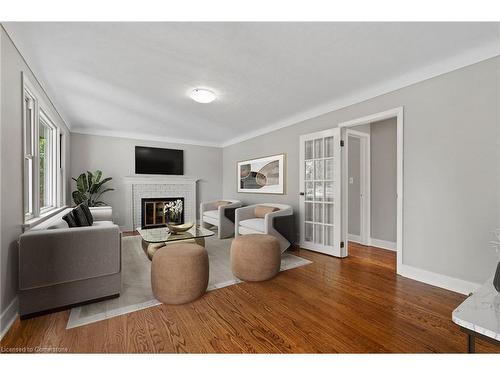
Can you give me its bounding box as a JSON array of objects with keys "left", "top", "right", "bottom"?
[
  {"left": 254, "top": 205, "right": 279, "bottom": 218},
  {"left": 62, "top": 211, "right": 78, "bottom": 228},
  {"left": 80, "top": 203, "right": 94, "bottom": 225},
  {"left": 73, "top": 204, "right": 90, "bottom": 227},
  {"left": 214, "top": 200, "right": 230, "bottom": 208}
]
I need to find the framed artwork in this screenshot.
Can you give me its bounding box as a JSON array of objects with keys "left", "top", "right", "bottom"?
[{"left": 237, "top": 153, "right": 285, "bottom": 194}]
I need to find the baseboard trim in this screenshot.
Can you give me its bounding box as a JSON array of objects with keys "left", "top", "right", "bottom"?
[
  {"left": 347, "top": 235, "right": 396, "bottom": 251},
  {"left": 398, "top": 264, "right": 480, "bottom": 296},
  {"left": 0, "top": 297, "right": 18, "bottom": 340},
  {"left": 370, "top": 237, "right": 397, "bottom": 251},
  {"left": 348, "top": 233, "right": 361, "bottom": 243}
]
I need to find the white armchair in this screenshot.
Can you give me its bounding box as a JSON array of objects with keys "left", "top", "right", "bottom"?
[
  {"left": 200, "top": 199, "right": 243, "bottom": 239},
  {"left": 235, "top": 203, "right": 293, "bottom": 253}
]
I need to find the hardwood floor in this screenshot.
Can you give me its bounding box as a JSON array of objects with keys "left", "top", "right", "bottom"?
[{"left": 1, "top": 241, "right": 499, "bottom": 353}]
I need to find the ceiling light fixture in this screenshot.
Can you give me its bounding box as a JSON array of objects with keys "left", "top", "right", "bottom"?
[{"left": 190, "top": 88, "right": 216, "bottom": 104}]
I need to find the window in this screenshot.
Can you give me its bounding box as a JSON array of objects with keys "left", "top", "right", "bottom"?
[
  {"left": 39, "top": 112, "right": 57, "bottom": 211},
  {"left": 23, "top": 73, "right": 63, "bottom": 224}
]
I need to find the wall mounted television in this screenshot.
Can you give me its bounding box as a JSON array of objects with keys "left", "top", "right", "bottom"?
[{"left": 135, "top": 146, "right": 184, "bottom": 175}]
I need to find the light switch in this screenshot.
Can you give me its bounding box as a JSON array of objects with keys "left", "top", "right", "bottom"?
[{"left": 349, "top": 177, "right": 354, "bottom": 184}]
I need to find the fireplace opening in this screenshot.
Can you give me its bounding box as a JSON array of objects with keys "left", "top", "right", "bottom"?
[{"left": 141, "top": 197, "right": 185, "bottom": 229}]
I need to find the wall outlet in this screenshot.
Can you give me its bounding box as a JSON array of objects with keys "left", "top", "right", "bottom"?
[{"left": 349, "top": 177, "right": 354, "bottom": 184}]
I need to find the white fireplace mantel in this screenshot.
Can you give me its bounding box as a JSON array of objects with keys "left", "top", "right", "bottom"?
[{"left": 123, "top": 175, "right": 199, "bottom": 185}]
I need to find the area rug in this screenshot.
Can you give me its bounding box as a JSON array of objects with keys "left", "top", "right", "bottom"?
[{"left": 66, "top": 234, "right": 312, "bottom": 329}]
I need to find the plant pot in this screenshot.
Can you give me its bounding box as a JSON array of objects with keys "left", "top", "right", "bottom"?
[{"left": 494, "top": 262, "right": 500, "bottom": 293}]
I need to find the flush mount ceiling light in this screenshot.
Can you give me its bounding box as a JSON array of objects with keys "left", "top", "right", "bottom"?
[{"left": 190, "top": 88, "right": 216, "bottom": 104}]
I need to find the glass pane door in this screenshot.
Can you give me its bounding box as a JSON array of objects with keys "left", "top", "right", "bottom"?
[{"left": 300, "top": 128, "right": 341, "bottom": 256}]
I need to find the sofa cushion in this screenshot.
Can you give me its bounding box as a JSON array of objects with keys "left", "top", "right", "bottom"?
[
  {"left": 81, "top": 204, "right": 94, "bottom": 225},
  {"left": 203, "top": 210, "right": 220, "bottom": 220},
  {"left": 239, "top": 218, "right": 265, "bottom": 233},
  {"left": 73, "top": 204, "right": 91, "bottom": 227},
  {"left": 26, "top": 208, "right": 72, "bottom": 231},
  {"left": 91, "top": 220, "right": 115, "bottom": 227},
  {"left": 89, "top": 206, "right": 113, "bottom": 222},
  {"left": 27, "top": 207, "right": 112, "bottom": 231},
  {"left": 47, "top": 222, "right": 69, "bottom": 230},
  {"left": 62, "top": 211, "right": 78, "bottom": 228},
  {"left": 254, "top": 205, "right": 279, "bottom": 218}
]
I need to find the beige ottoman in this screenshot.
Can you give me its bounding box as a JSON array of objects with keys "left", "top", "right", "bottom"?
[
  {"left": 230, "top": 234, "right": 281, "bottom": 281},
  {"left": 142, "top": 237, "right": 206, "bottom": 260},
  {"left": 151, "top": 243, "right": 209, "bottom": 304}
]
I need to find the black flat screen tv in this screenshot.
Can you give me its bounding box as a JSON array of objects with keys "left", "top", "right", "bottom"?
[{"left": 135, "top": 146, "right": 184, "bottom": 175}]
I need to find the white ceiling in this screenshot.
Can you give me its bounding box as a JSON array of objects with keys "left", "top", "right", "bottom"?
[{"left": 4, "top": 22, "right": 500, "bottom": 147}]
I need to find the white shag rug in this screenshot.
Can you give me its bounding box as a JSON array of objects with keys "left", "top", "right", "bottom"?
[{"left": 67, "top": 234, "right": 312, "bottom": 329}]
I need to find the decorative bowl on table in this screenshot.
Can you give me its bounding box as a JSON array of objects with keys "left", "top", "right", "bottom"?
[{"left": 166, "top": 221, "right": 194, "bottom": 234}]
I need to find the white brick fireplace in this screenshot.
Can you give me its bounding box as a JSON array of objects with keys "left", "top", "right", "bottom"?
[{"left": 123, "top": 176, "right": 198, "bottom": 230}]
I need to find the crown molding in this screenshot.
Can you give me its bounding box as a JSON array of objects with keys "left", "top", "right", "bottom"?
[
  {"left": 221, "top": 41, "right": 500, "bottom": 147},
  {"left": 71, "top": 128, "right": 221, "bottom": 148}
]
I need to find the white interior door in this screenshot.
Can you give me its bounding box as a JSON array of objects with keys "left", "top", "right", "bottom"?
[{"left": 299, "top": 128, "right": 344, "bottom": 257}]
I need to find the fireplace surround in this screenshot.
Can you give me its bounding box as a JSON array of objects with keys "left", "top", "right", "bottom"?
[
  {"left": 124, "top": 175, "right": 198, "bottom": 231},
  {"left": 141, "top": 197, "right": 185, "bottom": 229}
]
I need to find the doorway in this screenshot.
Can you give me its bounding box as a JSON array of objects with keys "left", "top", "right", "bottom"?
[
  {"left": 340, "top": 107, "right": 404, "bottom": 272},
  {"left": 346, "top": 129, "right": 371, "bottom": 246}
]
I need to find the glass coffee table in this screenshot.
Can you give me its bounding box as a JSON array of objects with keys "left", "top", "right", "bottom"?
[{"left": 137, "top": 226, "right": 215, "bottom": 260}]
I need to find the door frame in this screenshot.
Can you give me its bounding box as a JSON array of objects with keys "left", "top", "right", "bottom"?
[
  {"left": 346, "top": 129, "right": 371, "bottom": 246},
  {"left": 339, "top": 107, "right": 404, "bottom": 273}
]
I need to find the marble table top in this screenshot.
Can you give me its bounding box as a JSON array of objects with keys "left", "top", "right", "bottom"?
[{"left": 452, "top": 278, "right": 500, "bottom": 341}]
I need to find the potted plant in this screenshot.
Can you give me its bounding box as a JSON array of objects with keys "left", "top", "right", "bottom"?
[
  {"left": 489, "top": 229, "right": 500, "bottom": 292},
  {"left": 164, "top": 199, "right": 183, "bottom": 224},
  {"left": 163, "top": 199, "right": 193, "bottom": 234},
  {"left": 72, "top": 170, "right": 114, "bottom": 206}
]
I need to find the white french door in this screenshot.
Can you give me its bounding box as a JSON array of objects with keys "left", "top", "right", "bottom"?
[{"left": 299, "top": 128, "right": 345, "bottom": 257}]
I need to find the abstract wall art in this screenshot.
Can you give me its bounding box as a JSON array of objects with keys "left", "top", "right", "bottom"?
[{"left": 237, "top": 154, "right": 285, "bottom": 194}]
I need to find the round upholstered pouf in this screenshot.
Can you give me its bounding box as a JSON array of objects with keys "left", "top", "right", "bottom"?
[
  {"left": 143, "top": 238, "right": 206, "bottom": 261},
  {"left": 230, "top": 234, "right": 281, "bottom": 282},
  {"left": 151, "top": 243, "right": 209, "bottom": 304}
]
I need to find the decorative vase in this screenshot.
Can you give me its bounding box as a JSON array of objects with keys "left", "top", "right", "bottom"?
[
  {"left": 166, "top": 221, "right": 194, "bottom": 234},
  {"left": 169, "top": 213, "right": 181, "bottom": 225},
  {"left": 494, "top": 262, "right": 500, "bottom": 293}
]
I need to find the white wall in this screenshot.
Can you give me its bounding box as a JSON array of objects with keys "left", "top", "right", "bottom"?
[
  {"left": 370, "top": 118, "right": 397, "bottom": 243},
  {"left": 223, "top": 56, "right": 500, "bottom": 286},
  {"left": 0, "top": 26, "right": 71, "bottom": 336},
  {"left": 348, "top": 136, "right": 361, "bottom": 236},
  {"left": 70, "top": 133, "right": 223, "bottom": 230}
]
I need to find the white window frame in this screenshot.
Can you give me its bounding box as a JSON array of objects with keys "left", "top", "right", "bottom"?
[
  {"left": 23, "top": 80, "right": 38, "bottom": 221},
  {"left": 22, "top": 72, "right": 64, "bottom": 226}
]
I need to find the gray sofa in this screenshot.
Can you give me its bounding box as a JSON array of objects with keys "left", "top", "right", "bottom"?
[{"left": 18, "top": 206, "right": 121, "bottom": 319}]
